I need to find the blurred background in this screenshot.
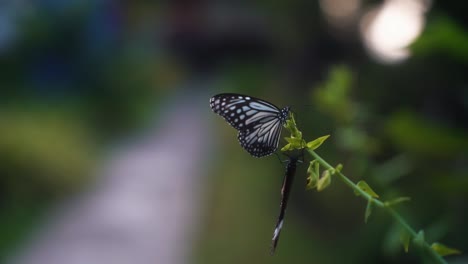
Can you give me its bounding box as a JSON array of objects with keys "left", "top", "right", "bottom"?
[{"left": 0, "top": 1, "right": 467, "bottom": 264}]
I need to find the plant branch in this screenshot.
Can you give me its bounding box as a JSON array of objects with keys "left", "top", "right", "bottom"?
[{"left": 307, "top": 149, "right": 447, "bottom": 264}]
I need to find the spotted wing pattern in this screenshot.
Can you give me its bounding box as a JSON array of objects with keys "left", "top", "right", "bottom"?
[{"left": 209, "top": 93, "right": 290, "bottom": 157}]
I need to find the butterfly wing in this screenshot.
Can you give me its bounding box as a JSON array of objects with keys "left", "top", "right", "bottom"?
[
  {"left": 210, "top": 94, "right": 278, "bottom": 129},
  {"left": 209, "top": 93, "right": 289, "bottom": 157},
  {"left": 238, "top": 115, "right": 284, "bottom": 157}
]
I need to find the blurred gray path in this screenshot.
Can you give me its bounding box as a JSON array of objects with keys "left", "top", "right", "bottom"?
[{"left": 10, "top": 91, "right": 213, "bottom": 264}]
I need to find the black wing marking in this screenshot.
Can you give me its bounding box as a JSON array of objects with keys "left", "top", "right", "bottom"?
[
  {"left": 209, "top": 93, "right": 280, "bottom": 130},
  {"left": 238, "top": 117, "right": 284, "bottom": 157},
  {"left": 209, "top": 93, "right": 290, "bottom": 158}
]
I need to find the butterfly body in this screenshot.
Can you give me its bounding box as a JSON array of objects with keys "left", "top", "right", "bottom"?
[
  {"left": 271, "top": 155, "right": 299, "bottom": 254},
  {"left": 209, "top": 93, "right": 290, "bottom": 157}
]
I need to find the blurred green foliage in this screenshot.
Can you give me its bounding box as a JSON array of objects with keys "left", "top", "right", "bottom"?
[
  {"left": 386, "top": 111, "right": 468, "bottom": 156},
  {"left": 411, "top": 16, "right": 468, "bottom": 62},
  {"left": 0, "top": 106, "right": 95, "bottom": 196},
  {"left": 0, "top": 2, "right": 166, "bottom": 259},
  {"left": 0, "top": 104, "right": 96, "bottom": 259},
  {"left": 305, "top": 62, "right": 467, "bottom": 262}
]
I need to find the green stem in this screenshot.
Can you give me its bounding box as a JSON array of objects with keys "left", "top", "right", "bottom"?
[{"left": 307, "top": 149, "right": 447, "bottom": 264}]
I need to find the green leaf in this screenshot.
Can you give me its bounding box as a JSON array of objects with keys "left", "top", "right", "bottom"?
[
  {"left": 384, "top": 197, "right": 411, "bottom": 207},
  {"left": 284, "top": 114, "right": 294, "bottom": 129},
  {"left": 400, "top": 230, "right": 411, "bottom": 253},
  {"left": 306, "top": 135, "right": 330, "bottom": 150},
  {"left": 306, "top": 176, "right": 317, "bottom": 190},
  {"left": 413, "top": 230, "right": 425, "bottom": 248},
  {"left": 335, "top": 163, "right": 343, "bottom": 173},
  {"left": 306, "top": 160, "right": 319, "bottom": 190},
  {"left": 284, "top": 113, "right": 302, "bottom": 139},
  {"left": 282, "top": 113, "right": 306, "bottom": 151},
  {"left": 317, "top": 170, "right": 331, "bottom": 191},
  {"left": 281, "top": 143, "right": 292, "bottom": 151},
  {"left": 283, "top": 137, "right": 306, "bottom": 151},
  {"left": 285, "top": 136, "right": 303, "bottom": 144},
  {"left": 431, "top": 242, "right": 461, "bottom": 256},
  {"left": 307, "top": 160, "right": 318, "bottom": 169},
  {"left": 329, "top": 164, "right": 343, "bottom": 175},
  {"left": 364, "top": 198, "right": 373, "bottom": 223},
  {"left": 314, "top": 160, "right": 320, "bottom": 179},
  {"left": 282, "top": 114, "right": 306, "bottom": 151},
  {"left": 355, "top": 181, "right": 379, "bottom": 198}
]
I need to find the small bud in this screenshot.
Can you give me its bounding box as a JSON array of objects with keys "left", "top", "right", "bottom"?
[{"left": 306, "top": 135, "right": 330, "bottom": 150}]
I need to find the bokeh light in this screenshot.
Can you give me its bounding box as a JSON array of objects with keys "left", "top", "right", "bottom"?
[{"left": 360, "top": 0, "right": 431, "bottom": 63}]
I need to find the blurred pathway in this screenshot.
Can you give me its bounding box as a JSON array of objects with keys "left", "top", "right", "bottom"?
[{"left": 10, "top": 91, "right": 214, "bottom": 264}]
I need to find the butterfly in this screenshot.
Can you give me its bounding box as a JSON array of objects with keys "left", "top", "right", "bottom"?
[
  {"left": 209, "top": 93, "right": 290, "bottom": 157},
  {"left": 271, "top": 155, "right": 300, "bottom": 254}
]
